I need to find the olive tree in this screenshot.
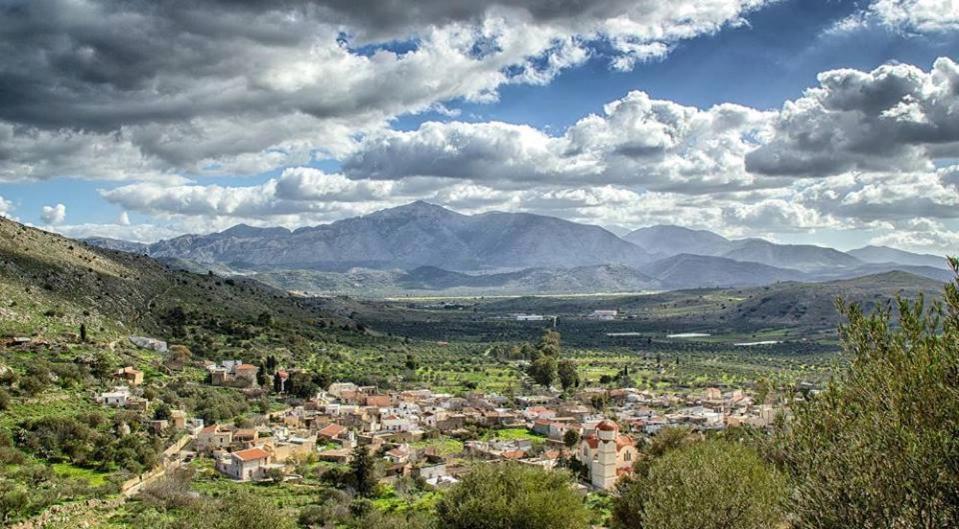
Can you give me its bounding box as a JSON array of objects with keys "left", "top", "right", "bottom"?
[
  {"left": 776, "top": 258, "right": 959, "bottom": 529},
  {"left": 437, "top": 463, "right": 589, "bottom": 529},
  {"left": 612, "top": 439, "right": 786, "bottom": 529}
]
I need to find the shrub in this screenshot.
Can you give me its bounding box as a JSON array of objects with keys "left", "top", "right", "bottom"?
[
  {"left": 612, "top": 439, "right": 786, "bottom": 529},
  {"left": 436, "top": 463, "right": 589, "bottom": 529}
]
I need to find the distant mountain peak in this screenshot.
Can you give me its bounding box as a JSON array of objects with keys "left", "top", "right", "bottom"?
[
  {"left": 219, "top": 223, "right": 290, "bottom": 238},
  {"left": 371, "top": 200, "right": 459, "bottom": 218},
  {"left": 624, "top": 224, "right": 730, "bottom": 257}
]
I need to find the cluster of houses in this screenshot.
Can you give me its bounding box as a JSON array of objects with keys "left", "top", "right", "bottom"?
[
  {"left": 176, "top": 382, "right": 776, "bottom": 489},
  {"left": 91, "top": 355, "right": 777, "bottom": 491}
]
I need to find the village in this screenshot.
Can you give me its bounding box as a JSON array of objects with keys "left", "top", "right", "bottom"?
[{"left": 94, "top": 345, "right": 781, "bottom": 493}]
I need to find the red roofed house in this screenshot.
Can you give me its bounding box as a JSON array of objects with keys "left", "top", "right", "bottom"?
[
  {"left": 577, "top": 419, "right": 637, "bottom": 490},
  {"left": 317, "top": 423, "right": 348, "bottom": 441},
  {"left": 216, "top": 447, "right": 272, "bottom": 480}
]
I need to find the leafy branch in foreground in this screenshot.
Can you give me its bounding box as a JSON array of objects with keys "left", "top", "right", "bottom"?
[{"left": 776, "top": 256, "right": 959, "bottom": 529}]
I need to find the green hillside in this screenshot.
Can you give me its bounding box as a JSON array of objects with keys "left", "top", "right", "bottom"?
[{"left": 0, "top": 217, "right": 353, "bottom": 345}]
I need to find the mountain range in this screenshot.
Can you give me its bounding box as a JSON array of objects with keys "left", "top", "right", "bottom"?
[{"left": 82, "top": 201, "right": 953, "bottom": 295}]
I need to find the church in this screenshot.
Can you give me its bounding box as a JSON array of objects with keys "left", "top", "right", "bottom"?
[{"left": 576, "top": 419, "right": 638, "bottom": 490}]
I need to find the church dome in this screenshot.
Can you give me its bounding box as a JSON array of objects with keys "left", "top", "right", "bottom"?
[{"left": 596, "top": 419, "right": 619, "bottom": 432}]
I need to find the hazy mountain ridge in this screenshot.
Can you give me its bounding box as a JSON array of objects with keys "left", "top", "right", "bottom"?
[
  {"left": 80, "top": 202, "right": 952, "bottom": 295},
  {"left": 252, "top": 264, "right": 662, "bottom": 296},
  {"left": 848, "top": 245, "right": 949, "bottom": 269},
  {"left": 144, "top": 201, "right": 651, "bottom": 271},
  {"left": 640, "top": 254, "right": 806, "bottom": 289},
  {"left": 624, "top": 225, "right": 733, "bottom": 257}
]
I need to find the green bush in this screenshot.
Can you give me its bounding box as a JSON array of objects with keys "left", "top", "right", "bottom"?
[
  {"left": 612, "top": 439, "right": 786, "bottom": 529},
  {"left": 436, "top": 463, "right": 589, "bottom": 529}
]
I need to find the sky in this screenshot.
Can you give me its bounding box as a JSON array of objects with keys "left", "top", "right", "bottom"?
[{"left": 1, "top": 0, "right": 959, "bottom": 254}]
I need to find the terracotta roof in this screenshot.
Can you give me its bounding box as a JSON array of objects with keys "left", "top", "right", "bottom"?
[
  {"left": 596, "top": 419, "right": 619, "bottom": 432},
  {"left": 234, "top": 363, "right": 258, "bottom": 371},
  {"left": 365, "top": 395, "right": 392, "bottom": 407},
  {"left": 201, "top": 424, "right": 219, "bottom": 434},
  {"left": 318, "top": 423, "right": 345, "bottom": 437},
  {"left": 501, "top": 450, "right": 526, "bottom": 460},
  {"left": 232, "top": 447, "right": 270, "bottom": 462},
  {"left": 583, "top": 433, "right": 634, "bottom": 451}
]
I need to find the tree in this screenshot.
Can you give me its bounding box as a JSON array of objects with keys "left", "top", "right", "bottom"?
[
  {"left": 563, "top": 429, "right": 580, "bottom": 449},
  {"left": 256, "top": 311, "right": 273, "bottom": 327},
  {"left": 557, "top": 359, "right": 580, "bottom": 391},
  {"left": 153, "top": 403, "right": 172, "bottom": 421},
  {"left": 168, "top": 345, "right": 192, "bottom": 366},
  {"left": 776, "top": 257, "right": 959, "bottom": 529},
  {"left": 287, "top": 371, "right": 318, "bottom": 399},
  {"left": 90, "top": 351, "right": 115, "bottom": 380},
  {"left": 537, "top": 329, "right": 561, "bottom": 357},
  {"left": 436, "top": 463, "right": 589, "bottom": 529},
  {"left": 349, "top": 444, "right": 377, "bottom": 497},
  {"left": 612, "top": 439, "right": 786, "bottom": 529},
  {"left": 528, "top": 355, "right": 557, "bottom": 388}
]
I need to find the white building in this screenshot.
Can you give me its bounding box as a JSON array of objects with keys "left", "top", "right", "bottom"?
[
  {"left": 215, "top": 447, "right": 273, "bottom": 481},
  {"left": 514, "top": 314, "right": 545, "bottom": 321},
  {"left": 589, "top": 310, "right": 618, "bottom": 321},
  {"left": 577, "top": 420, "right": 638, "bottom": 490},
  {"left": 97, "top": 386, "right": 131, "bottom": 407}
]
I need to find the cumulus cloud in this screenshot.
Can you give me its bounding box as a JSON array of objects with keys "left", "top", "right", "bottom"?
[
  {"left": 826, "top": 0, "right": 959, "bottom": 36},
  {"left": 870, "top": 0, "right": 959, "bottom": 33},
  {"left": 100, "top": 168, "right": 414, "bottom": 222},
  {"left": 346, "top": 91, "right": 775, "bottom": 192},
  {"left": 746, "top": 58, "right": 959, "bottom": 177},
  {"left": 721, "top": 199, "right": 842, "bottom": 232},
  {"left": 870, "top": 218, "right": 959, "bottom": 253},
  {"left": 40, "top": 203, "right": 66, "bottom": 225},
  {"left": 0, "top": 196, "right": 13, "bottom": 218},
  {"left": 0, "top": 0, "right": 770, "bottom": 183}
]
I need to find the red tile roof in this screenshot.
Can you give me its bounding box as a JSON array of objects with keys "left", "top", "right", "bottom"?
[
  {"left": 318, "top": 423, "right": 345, "bottom": 437},
  {"left": 232, "top": 447, "right": 270, "bottom": 461},
  {"left": 365, "top": 395, "right": 392, "bottom": 407}
]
